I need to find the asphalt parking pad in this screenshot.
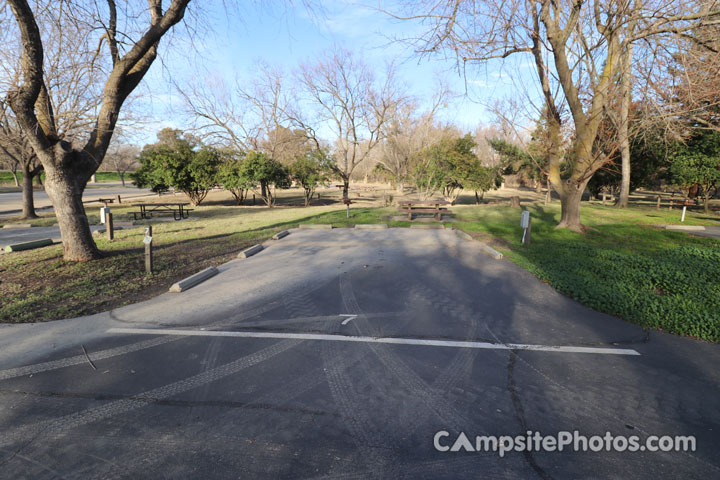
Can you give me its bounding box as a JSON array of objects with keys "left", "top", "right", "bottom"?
[{"left": 0, "top": 228, "right": 718, "bottom": 478}]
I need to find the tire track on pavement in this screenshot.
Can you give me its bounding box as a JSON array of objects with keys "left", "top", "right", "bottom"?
[
  {"left": 0, "top": 339, "right": 302, "bottom": 453},
  {"left": 341, "top": 274, "right": 476, "bottom": 433},
  {"left": 0, "top": 299, "right": 284, "bottom": 383}
]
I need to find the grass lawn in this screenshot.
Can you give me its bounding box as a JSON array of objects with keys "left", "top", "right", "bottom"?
[
  {"left": 1, "top": 190, "right": 719, "bottom": 342},
  {"left": 452, "top": 203, "right": 720, "bottom": 342},
  {"left": 0, "top": 171, "right": 123, "bottom": 187}
]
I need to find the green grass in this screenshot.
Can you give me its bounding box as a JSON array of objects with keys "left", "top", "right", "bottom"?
[
  {"left": 2, "top": 197, "right": 719, "bottom": 342},
  {"left": 452, "top": 203, "right": 720, "bottom": 341},
  {"left": 0, "top": 202, "right": 386, "bottom": 323}
]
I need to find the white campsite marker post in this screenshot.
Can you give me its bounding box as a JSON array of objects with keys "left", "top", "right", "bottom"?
[{"left": 521, "top": 210, "right": 532, "bottom": 245}]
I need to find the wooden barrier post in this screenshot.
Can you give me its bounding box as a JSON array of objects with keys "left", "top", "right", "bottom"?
[
  {"left": 144, "top": 226, "right": 153, "bottom": 274},
  {"left": 105, "top": 211, "right": 114, "bottom": 240},
  {"left": 116, "top": 194, "right": 122, "bottom": 204},
  {"left": 656, "top": 196, "right": 661, "bottom": 209}
]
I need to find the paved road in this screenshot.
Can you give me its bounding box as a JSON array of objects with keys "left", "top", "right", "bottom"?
[
  {"left": 0, "top": 183, "right": 154, "bottom": 215},
  {"left": 0, "top": 228, "right": 718, "bottom": 479},
  {"left": 662, "top": 224, "right": 720, "bottom": 240},
  {"left": 0, "top": 225, "right": 109, "bottom": 251}
]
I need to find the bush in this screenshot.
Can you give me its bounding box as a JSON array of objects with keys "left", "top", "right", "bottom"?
[
  {"left": 132, "top": 129, "right": 220, "bottom": 205},
  {"left": 217, "top": 150, "right": 253, "bottom": 205},
  {"left": 289, "top": 151, "right": 330, "bottom": 207}
]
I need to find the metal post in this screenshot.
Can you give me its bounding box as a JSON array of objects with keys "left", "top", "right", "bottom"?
[
  {"left": 681, "top": 205, "right": 687, "bottom": 222},
  {"left": 144, "top": 226, "right": 153, "bottom": 274},
  {"left": 521, "top": 210, "right": 531, "bottom": 245},
  {"left": 105, "top": 211, "right": 114, "bottom": 240}
]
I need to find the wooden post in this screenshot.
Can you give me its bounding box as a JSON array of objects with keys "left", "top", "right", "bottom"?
[
  {"left": 656, "top": 196, "right": 661, "bottom": 209},
  {"left": 116, "top": 194, "right": 122, "bottom": 204},
  {"left": 253, "top": 194, "right": 256, "bottom": 205},
  {"left": 525, "top": 215, "right": 532, "bottom": 245},
  {"left": 669, "top": 199, "right": 674, "bottom": 210},
  {"left": 144, "top": 226, "right": 153, "bottom": 274},
  {"left": 105, "top": 211, "right": 114, "bottom": 240}
]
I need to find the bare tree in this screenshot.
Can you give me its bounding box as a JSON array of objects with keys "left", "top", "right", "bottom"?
[
  {"left": 103, "top": 143, "right": 140, "bottom": 186},
  {"left": 0, "top": 100, "right": 42, "bottom": 217},
  {"left": 292, "top": 47, "right": 405, "bottom": 201},
  {"left": 644, "top": 20, "right": 720, "bottom": 132},
  {"left": 386, "top": 0, "right": 720, "bottom": 231},
  {"left": 180, "top": 62, "right": 315, "bottom": 200},
  {"left": 376, "top": 84, "right": 451, "bottom": 192},
  {"left": 5, "top": 0, "right": 191, "bottom": 261}
]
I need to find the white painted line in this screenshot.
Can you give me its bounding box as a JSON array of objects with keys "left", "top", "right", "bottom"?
[
  {"left": 107, "top": 328, "right": 640, "bottom": 356},
  {"left": 340, "top": 315, "right": 357, "bottom": 325}
]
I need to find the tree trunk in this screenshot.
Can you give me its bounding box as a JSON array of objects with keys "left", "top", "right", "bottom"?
[
  {"left": 616, "top": 42, "right": 634, "bottom": 209},
  {"left": 545, "top": 178, "right": 551, "bottom": 205},
  {"left": 396, "top": 182, "right": 404, "bottom": 194},
  {"left": 342, "top": 178, "right": 349, "bottom": 202},
  {"left": 44, "top": 169, "right": 100, "bottom": 261},
  {"left": 119, "top": 172, "right": 125, "bottom": 186},
  {"left": 475, "top": 191, "right": 480, "bottom": 204},
  {"left": 556, "top": 185, "right": 587, "bottom": 232},
  {"left": 11, "top": 168, "right": 20, "bottom": 187},
  {"left": 704, "top": 193, "right": 711, "bottom": 214},
  {"left": 261, "top": 182, "right": 268, "bottom": 203},
  {"left": 20, "top": 163, "right": 38, "bottom": 219},
  {"left": 36, "top": 173, "right": 42, "bottom": 186}
]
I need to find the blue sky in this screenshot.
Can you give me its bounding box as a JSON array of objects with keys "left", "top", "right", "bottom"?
[{"left": 135, "top": 1, "right": 538, "bottom": 146}]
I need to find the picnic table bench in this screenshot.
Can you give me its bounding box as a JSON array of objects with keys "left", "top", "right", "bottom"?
[
  {"left": 397, "top": 200, "right": 452, "bottom": 221},
  {"left": 88, "top": 195, "right": 122, "bottom": 206},
  {"left": 130, "top": 203, "right": 192, "bottom": 221}
]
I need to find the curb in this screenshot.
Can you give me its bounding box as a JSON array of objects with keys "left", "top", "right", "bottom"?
[
  {"left": 2, "top": 223, "right": 32, "bottom": 229},
  {"left": 169, "top": 266, "right": 219, "bottom": 293},
  {"left": 452, "top": 228, "right": 503, "bottom": 260},
  {"left": 299, "top": 224, "right": 332, "bottom": 230},
  {"left": 665, "top": 225, "right": 706, "bottom": 231},
  {"left": 4, "top": 238, "right": 54, "bottom": 252},
  {"left": 238, "top": 244, "right": 264, "bottom": 258},
  {"left": 410, "top": 224, "right": 444, "bottom": 229},
  {"left": 479, "top": 244, "right": 503, "bottom": 260},
  {"left": 354, "top": 224, "right": 388, "bottom": 230},
  {"left": 454, "top": 229, "right": 473, "bottom": 241},
  {"left": 273, "top": 230, "right": 290, "bottom": 240}
]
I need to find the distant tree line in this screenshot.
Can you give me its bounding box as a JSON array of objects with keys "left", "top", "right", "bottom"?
[{"left": 132, "top": 128, "right": 330, "bottom": 208}]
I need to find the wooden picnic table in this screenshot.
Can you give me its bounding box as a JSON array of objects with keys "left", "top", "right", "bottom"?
[
  {"left": 397, "top": 200, "right": 451, "bottom": 221},
  {"left": 131, "top": 202, "right": 192, "bottom": 221},
  {"left": 88, "top": 195, "right": 122, "bottom": 206}
]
